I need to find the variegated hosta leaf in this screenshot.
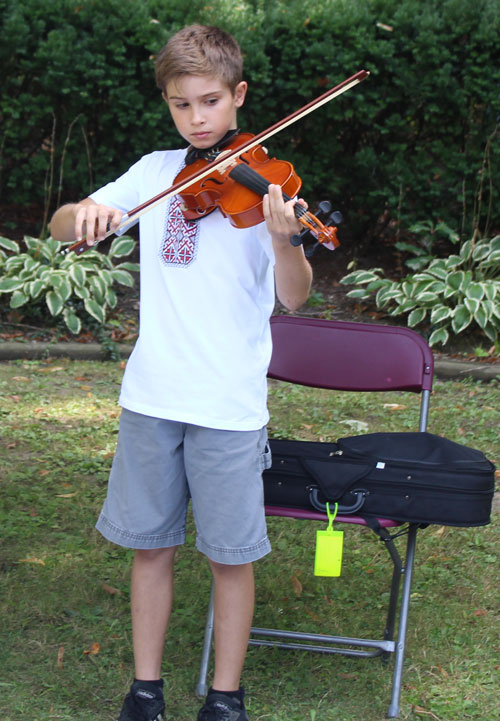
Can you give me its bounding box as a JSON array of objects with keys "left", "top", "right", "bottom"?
[
  {"left": 10, "top": 290, "right": 29, "bottom": 308},
  {"left": 69, "top": 263, "right": 87, "bottom": 287},
  {"left": 444, "top": 254, "right": 462, "bottom": 269},
  {"left": 483, "top": 322, "right": 499, "bottom": 342},
  {"left": 84, "top": 298, "right": 106, "bottom": 324},
  {"left": 46, "top": 290, "right": 64, "bottom": 316},
  {"left": 451, "top": 304, "right": 473, "bottom": 334},
  {"left": 111, "top": 268, "right": 135, "bottom": 287},
  {"left": 63, "top": 309, "right": 82, "bottom": 335},
  {"left": 428, "top": 327, "right": 449, "bottom": 346},
  {"left": 346, "top": 288, "right": 371, "bottom": 299},
  {"left": 0, "top": 278, "right": 24, "bottom": 293},
  {"left": 464, "top": 297, "right": 480, "bottom": 315},
  {"left": 115, "top": 261, "right": 140, "bottom": 273},
  {"left": 395, "top": 298, "right": 417, "bottom": 314},
  {"left": 5, "top": 256, "right": 24, "bottom": 272},
  {"left": 430, "top": 305, "right": 453, "bottom": 324},
  {"left": 472, "top": 243, "right": 492, "bottom": 262},
  {"left": 474, "top": 306, "right": 489, "bottom": 330},
  {"left": 413, "top": 291, "right": 439, "bottom": 304},
  {"left": 446, "top": 270, "right": 465, "bottom": 291},
  {"left": 376, "top": 286, "right": 402, "bottom": 307},
  {"left": 29, "top": 279, "right": 45, "bottom": 299},
  {"left": 459, "top": 240, "right": 473, "bottom": 261},
  {"left": 466, "top": 282, "right": 484, "bottom": 301},
  {"left": 408, "top": 308, "right": 427, "bottom": 327},
  {"left": 109, "top": 236, "right": 136, "bottom": 258},
  {"left": 105, "top": 287, "right": 117, "bottom": 308},
  {"left": 340, "top": 269, "right": 382, "bottom": 285},
  {"left": 0, "top": 236, "right": 20, "bottom": 253}
]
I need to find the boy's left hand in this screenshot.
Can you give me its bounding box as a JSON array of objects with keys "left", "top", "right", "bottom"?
[{"left": 262, "top": 184, "right": 306, "bottom": 246}]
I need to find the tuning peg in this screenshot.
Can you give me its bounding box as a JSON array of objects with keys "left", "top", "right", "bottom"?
[
  {"left": 327, "top": 210, "right": 343, "bottom": 225},
  {"left": 305, "top": 242, "right": 321, "bottom": 258}
]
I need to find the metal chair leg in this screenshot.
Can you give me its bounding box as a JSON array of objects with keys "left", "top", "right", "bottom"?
[{"left": 387, "top": 524, "right": 418, "bottom": 718}]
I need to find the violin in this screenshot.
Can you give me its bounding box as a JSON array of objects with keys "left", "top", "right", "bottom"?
[
  {"left": 174, "top": 131, "right": 340, "bottom": 250},
  {"left": 65, "top": 69, "right": 369, "bottom": 256}
]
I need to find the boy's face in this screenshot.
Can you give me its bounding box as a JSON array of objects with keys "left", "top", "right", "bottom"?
[{"left": 164, "top": 74, "right": 247, "bottom": 149}]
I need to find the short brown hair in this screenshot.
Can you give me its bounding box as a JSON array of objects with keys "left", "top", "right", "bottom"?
[{"left": 155, "top": 25, "right": 243, "bottom": 94}]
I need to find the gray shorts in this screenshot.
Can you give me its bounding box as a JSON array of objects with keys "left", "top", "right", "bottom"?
[{"left": 96, "top": 408, "right": 272, "bottom": 564}]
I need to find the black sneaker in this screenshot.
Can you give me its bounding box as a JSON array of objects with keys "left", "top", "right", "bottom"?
[
  {"left": 197, "top": 688, "right": 248, "bottom": 721},
  {"left": 117, "top": 681, "right": 165, "bottom": 721}
]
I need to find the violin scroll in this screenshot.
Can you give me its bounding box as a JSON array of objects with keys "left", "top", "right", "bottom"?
[{"left": 291, "top": 201, "right": 343, "bottom": 256}]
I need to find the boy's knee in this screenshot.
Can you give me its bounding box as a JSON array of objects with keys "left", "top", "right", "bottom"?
[{"left": 135, "top": 546, "right": 178, "bottom": 565}]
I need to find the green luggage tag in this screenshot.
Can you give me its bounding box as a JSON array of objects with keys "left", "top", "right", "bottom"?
[{"left": 314, "top": 502, "right": 344, "bottom": 577}]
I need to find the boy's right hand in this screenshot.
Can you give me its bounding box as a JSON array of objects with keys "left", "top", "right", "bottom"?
[{"left": 74, "top": 200, "right": 123, "bottom": 245}]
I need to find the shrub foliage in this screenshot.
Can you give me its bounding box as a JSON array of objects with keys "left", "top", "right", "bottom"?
[{"left": 1, "top": 0, "right": 499, "bottom": 243}]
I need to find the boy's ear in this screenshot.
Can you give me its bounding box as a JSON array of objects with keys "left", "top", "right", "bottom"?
[{"left": 234, "top": 81, "right": 247, "bottom": 108}]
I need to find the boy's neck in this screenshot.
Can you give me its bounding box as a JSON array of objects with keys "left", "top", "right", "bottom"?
[{"left": 185, "top": 128, "right": 240, "bottom": 165}]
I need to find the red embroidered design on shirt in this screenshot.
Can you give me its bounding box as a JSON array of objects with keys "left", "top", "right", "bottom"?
[{"left": 160, "top": 193, "right": 199, "bottom": 267}]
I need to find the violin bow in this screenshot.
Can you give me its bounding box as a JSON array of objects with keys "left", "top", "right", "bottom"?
[{"left": 66, "top": 69, "right": 369, "bottom": 255}]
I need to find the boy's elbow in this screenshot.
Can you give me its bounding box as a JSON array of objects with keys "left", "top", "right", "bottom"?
[{"left": 278, "top": 288, "right": 311, "bottom": 312}]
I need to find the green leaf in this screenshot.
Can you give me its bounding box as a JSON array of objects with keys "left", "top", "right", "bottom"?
[
  {"left": 430, "top": 305, "right": 452, "bottom": 324},
  {"left": 111, "top": 268, "right": 135, "bottom": 287},
  {"left": 483, "top": 322, "right": 499, "bottom": 342},
  {"left": 115, "top": 261, "right": 140, "bottom": 273},
  {"left": 69, "top": 264, "right": 87, "bottom": 286},
  {"left": 10, "top": 290, "right": 29, "bottom": 308},
  {"left": 0, "top": 278, "right": 24, "bottom": 293},
  {"left": 5, "top": 256, "right": 25, "bottom": 272},
  {"left": 23, "top": 236, "right": 43, "bottom": 252},
  {"left": 90, "top": 275, "right": 107, "bottom": 301},
  {"left": 472, "top": 243, "right": 492, "bottom": 262},
  {"left": 451, "top": 304, "right": 473, "bottom": 334},
  {"left": 466, "top": 282, "right": 484, "bottom": 301},
  {"left": 346, "top": 288, "right": 370, "bottom": 299},
  {"left": 74, "top": 285, "right": 90, "bottom": 300},
  {"left": 105, "top": 287, "right": 117, "bottom": 308},
  {"left": 444, "top": 255, "right": 462, "bottom": 269},
  {"left": 408, "top": 308, "right": 427, "bottom": 326},
  {"left": 459, "top": 240, "right": 473, "bottom": 262},
  {"left": 474, "top": 306, "right": 489, "bottom": 330},
  {"left": 428, "top": 327, "right": 449, "bottom": 347},
  {"left": 29, "top": 279, "right": 45, "bottom": 299},
  {"left": 98, "top": 268, "right": 113, "bottom": 286},
  {"left": 63, "top": 309, "right": 82, "bottom": 335},
  {"left": 0, "top": 237, "right": 20, "bottom": 253},
  {"left": 84, "top": 298, "right": 106, "bottom": 324},
  {"left": 447, "top": 271, "right": 465, "bottom": 291},
  {"left": 464, "top": 297, "right": 480, "bottom": 315},
  {"left": 109, "top": 236, "right": 136, "bottom": 258},
  {"left": 46, "top": 290, "right": 64, "bottom": 316},
  {"left": 413, "top": 291, "right": 439, "bottom": 304},
  {"left": 341, "top": 270, "right": 382, "bottom": 285}
]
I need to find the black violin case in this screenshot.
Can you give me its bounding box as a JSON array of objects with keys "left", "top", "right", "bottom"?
[{"left": 262, "top": 432, "right": 495, "bottom": 527}]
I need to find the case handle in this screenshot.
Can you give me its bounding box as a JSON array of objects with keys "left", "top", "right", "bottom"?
[{"left": 309, "top": 488, "right": 366, "bottom": 514}]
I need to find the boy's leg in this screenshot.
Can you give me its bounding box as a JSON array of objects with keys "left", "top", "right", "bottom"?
[
  {"left": 209, "top": 560, "right": 254, "bottom": 691},
  {"left": 131, "top": 546, "right": 178, "bottom": 680}
]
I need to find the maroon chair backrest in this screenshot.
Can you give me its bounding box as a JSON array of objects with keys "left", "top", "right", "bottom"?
[{"left": 268, "top": 316, "right": 434, "bottom": 393}]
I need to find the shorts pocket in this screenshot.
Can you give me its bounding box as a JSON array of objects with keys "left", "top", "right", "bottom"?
[{"left": 260, "top": 441, "right": 272, "bottom": 472}]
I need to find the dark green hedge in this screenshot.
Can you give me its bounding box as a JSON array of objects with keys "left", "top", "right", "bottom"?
[{"left": 1, "top": 0, "right": 499, "bottom": 242}]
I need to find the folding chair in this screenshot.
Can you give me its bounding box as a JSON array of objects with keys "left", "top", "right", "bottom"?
[{"left": 197, "top": 315, "right": 434, "bottom": 718}]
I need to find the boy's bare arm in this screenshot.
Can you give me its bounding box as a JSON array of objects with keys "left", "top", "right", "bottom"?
[
  {"left": 263, "top": 185, "right": 313, "bottom": 311},
  {"left": 50, "top": 199, "right": 123, "bottom": 244}
]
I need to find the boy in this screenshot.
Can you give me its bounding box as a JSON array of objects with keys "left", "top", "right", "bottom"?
[{"left": 50, "top": 24, "right": 312, "bottom": 721}]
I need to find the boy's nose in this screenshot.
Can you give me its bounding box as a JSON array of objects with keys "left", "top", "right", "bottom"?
[{"left": 190, "top": 106, "right": 205, "bottom": 125}]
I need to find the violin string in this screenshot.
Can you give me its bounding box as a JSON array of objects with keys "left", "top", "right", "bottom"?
[{"left": 228, "top": 163, "right": 315, "bottom": 224}]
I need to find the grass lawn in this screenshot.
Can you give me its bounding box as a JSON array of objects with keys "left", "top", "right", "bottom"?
[{"left": 0, "top": 358, "right": 498, "bottom": 721}]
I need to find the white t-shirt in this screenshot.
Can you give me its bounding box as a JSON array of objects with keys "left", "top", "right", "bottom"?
[{"left": 91, "top": 149, "right": 276, "bottom": 431}]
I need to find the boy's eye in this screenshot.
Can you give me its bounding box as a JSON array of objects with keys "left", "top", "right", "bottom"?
[{"left": 205, "top": 97, "right": 219, "bottom": 105}]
